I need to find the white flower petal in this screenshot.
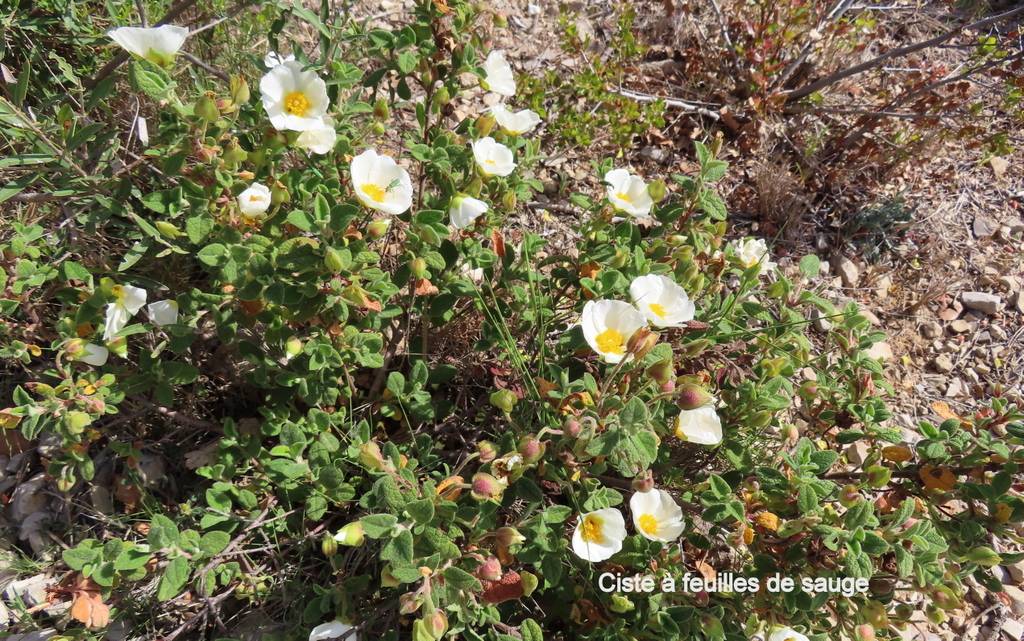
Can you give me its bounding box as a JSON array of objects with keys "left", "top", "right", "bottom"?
[
  {"left": 630, "top": 489, "right": 685, "bottom": 542},
  {"left": 491, "top": 104, "right": 541, "bottom": 135},
  {"left": 264, "top": 51, "right": 296, "bottom": 69},
  {"left": 571, "top": 508, "right": 626, "bottom": 562},
  {"left": 147, "top": 300, "right": 179, "bottom": 326},
  {"left": 768, "top": 628, "right": 809, "bottom": 641},
  {"left": 120, "top": 285, "right": 148, "bottom": 315},
  {"left": 296, "top": 117, "right": 337, "bottom": 154},
  {"left": 482, "top": 50, "right": 516, "bottom": 97},
  {"left": 309, "top": 621, "right": 357, "bottom": 641},
  {"left": 604, "top": 168, "right": 653, "bottom": 218},
  {"left": 103, "top": 303, "right": 130, "bottom": 341},
  {"left": 260, "top": 60, "right": 329, "bottom": 132},
  {"left": 629, "top": 274, "right": 695, "bottom": 327},
  {"left": 472, "top": 137, "right": 515, "bottom": 177},
  {"left": 79, "top": 343, "right": 109, "bottom": 367},
  {"left": 108, "top": 25, "right": 188, "bottom": 65},
  {"left": 350, "top": 149, "right": 413, "bottom": 216},
  {"left": 450, "top": 195, "right": 489, "bottom": 230},
  {"left": 675, "top": 406, "right": 723, "bottom": 445},
  {"left": 580, "top": 300, "right": 647, "bottom": 364},
  {"left": 238, "top": 182, "right": 272, "bottom": 218}
]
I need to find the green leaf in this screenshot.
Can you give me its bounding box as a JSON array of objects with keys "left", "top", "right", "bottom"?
[
  {"left": 381, "top": 529, "right": 414, "bottom": 565},
  {"left": 129, "top": 61, "right": 175, "bottom": 100},
  {"left": 443, "top": 566, "right": 482, "bottom": 592},
  {"left": 198, "top": 531, "right": 231, "bottom": 556},
  {"left": 156, "top": 556, "right": 190, "bottom": 601},
  {"left": 361, "top": 514, "right": 399, "bottom": 538},
  {"left": 797, "top": 485, "right": 817, "bottom": 513},
  {"left": 149, "top": 514, "right": 180, "bottom": 549},
  {"left": 405, "top": 498, "right": 435, "bottom": 525},
  {"left": 521, "top": 619, "right": 544, "bottom": 641},
  {"left": 707, "top": 474, "right": 731, "bottom": 499},
  {"left": 799, "top": 254, "right": 821, "bottom": 278},
  {"left": 113, "top": 547, "right": 152, "bottom": 571},
  {"left": 62, "top": 544, "right": 100, "bottom": 570}
]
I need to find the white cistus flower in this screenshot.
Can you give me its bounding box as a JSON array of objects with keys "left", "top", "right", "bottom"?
[
  {"left": 472, "top": 137, "right": 516, "bottom": 177},
  {"left": 580, "top": 299, "right": 647, "bottom": 364},
  {"left": 296, "top": 117, "right": 337, "bottom": 155},
  {"left": 481, "top": 50, "right": 516, "bottom": 97},
  {"left": 630, "top": 489, "right": 685, "bottom": 542},
  {"left": 675, "top": 406, "right": 723, "bottom": 446},
  {"left": 731, "top": 238, "right": 776, "bottom": 276},
  {"left": 449, "top": 194, "right": 489, "bottom": 230},
  {"left": 309, "top": 620, "right": 357, "bottom": 641},
  {"left": 103, "top": 284, "right": 147, "bottom": 340},
  {"left": 260, "top": 60, "right": 329, "bottom": 131},
  {"left": 237, "top": 182, "right": 272, "bottom": 219},
  {"left": 571, "top": 508, "right": 627, "bottom": 562},
  {"left": 107, "top": 25, "right": 189, "bottom": 66},
  {"left": 604, "top": 168, "right": 654, "bottom": 218},
  {"left": 264, "top": 51, "right": 296, "bottom": 69},
  {"left": 629, "top": 274, "right": 696, "bottom": 328},
  {"left": 491, "top": 104, "right": 541, "bottom": 135},
  {"left": 78, "top": 343, "right": 109, "bottom": 367},
  {"left": 768, "top": 628, "right": 810, "bottom": 641},
  {"left": 350, "top": 149, "right": 413, "bottom": 216},
  {"left": 147, "top": 300, "right": 179, "bottom": 326}
]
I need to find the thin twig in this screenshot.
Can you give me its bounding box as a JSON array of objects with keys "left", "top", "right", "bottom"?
[
  {"left": 181, "top": 52, "right": 229, "bottom": 82},
  {"left": 614, "top": 87, "right": 721, "bottom": 121},
  {"left": 784, "top": 4, "right": 1024, "bottom": 102}
]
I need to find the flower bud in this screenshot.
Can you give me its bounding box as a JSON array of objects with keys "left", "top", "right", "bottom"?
[
  {"left": 470, "top": 472, "right": 505, "bottom": 502},
  {"left": 436, "top": 475, "right": 464, "bottom": 501},
  {"left": 230, "top": 75, "right": 250, "bottom": 105},
  {"left": 223, "top": 140, "right": 248, "bottom": 167},
  {"left": 411, "top": 257, "right": 428, "bottom": 278},
  {"left": 626, "top": 327, "right": 659, "bottom": 359},
  {"left": 381, "top": 564, "right": 400, "bottom": 587},
  {"left": 855, "top": 624, "right": 876, "bottom": 641},
  {"left": 285, "top": 337, "right": 303, "bottom": 359},
  {"left": 464, "top": 177, "right": 483, "bottom": 197},
  {"left": 373, "top": 98, "right": 390, "bottom": 120},
  {"left": 367, "top": 219, "right": 390, "bottom": 239},
  {"left": 517, "top": 435, "right": 545, "bottom": 463},
  {"left": 477, "top": 440, "right": 498, "bottom": 463},
  {"left": 155, "top": 221, "right": 182, "bottom": 239},
  {"left": 321, "top": 533, "right": 338, "bottom": 557},
  {"left": 866, "top": 465, "right": 891, "bottom": 488},
  {"left": 333, "top": 522, "right": 365, "bottom": 547},
  {"left": 519, "top": 570, "right": 538, "bottom": 597},
  {"left": 660, "top": 379, "right": 676, "bottom": 394},
  {"left": 270, "top": 181, "right": 290, "bottom": 206},
  {"left": 422, "top": 610, "right": 448, "bottom": 639},
  {"left": 476, "top": 113, "right": 496, "bottom": 137},
  {"left": 493, "top": 13, "right": 508, "bottom": 28},
  {"left": 609, "top": 594, "right": 635, "bottom": 613},
  {"left": 781, "top": 423, "right": 799, "bottom": 443},
  {"left": 839, "top": 484, "right": 861, "bottom": 508},
  {"left": 359, "top": 441, "right": 386, "bottom": 471},
  {"left": 563, "top": 417, "right": 582, "bottom": 438},
  {"left": 434, "top": 86, "right": 451, "bottom": 105},
  {"left": 371, "top": 122, "right": 386, "bottom": 135},
  {"left": 489, "top": 389, "right": 517, "bottom": 414},
  {"left": 631, "top": 470, "right": 654, "bottom": 493},
  {"left": 647, "top": 359, "right": 674, "bottom": 385},
  {"left": 476, "top": 557, "right": 502, "bottom": 581},
  {"left": 750, "top": 410, "right": 773, "bottom": 428},
  {"left": 501, "top": 191, "right": 517, "bottom": 210},
  {"left": 495, "top": 526, "right": 526, "bottom": 547},
  {"left": 682, "top": 338, "right": 712, "bottom": 357},
  {"left": 195, "top": 92, "right": 220, "bottom": 122},
  {"left": 798, "top": 380, "right": 818, "bottom": 401},
  {"left": 647, "top": 179, "right": 668, "bottom": 203},
  {"left": 677, "top": 384, "right": 712, "bottom": 410}
]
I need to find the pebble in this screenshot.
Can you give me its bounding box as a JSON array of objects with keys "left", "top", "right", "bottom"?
[
  {"left": 846, "top": 441, "right": 870, "bottom": 466},
  {"left": 945, "top": 378, "right": 969, "bottom": 398},
  {"left": 1004, "top": 619, "right": 1024, "bottom": 641},
  {"left": 950, "top": 320, "right": 972, "bottom": 334},
  {"left": 974, "top": 215, "right": 998, "bottom": 238},
  {"left": 962, "top": 291, "right": 1003, "bottom": 315},
  {"left": 2, "top": 574, "right": 53, "bottom": 607},
  {"left": 867, "top": 341, "right": 893, "bottom": 361},
  {"left": 833, "top": 255, "right": 861, "bottom": 287},
  {"left": 809, "top": 308, "right": 832, "bottom": 332},
  {"left": 921, "top": 322, "right": 942, "bottom": 339},
  {"left": 875, "top": 275, "right": 892, "bottom": 299},
  {"left": 932, "top": 354, "right": 954, "bottom": 373},
  {"left": 1004, "top": 584, "right": 1024, "bottom": 616}
]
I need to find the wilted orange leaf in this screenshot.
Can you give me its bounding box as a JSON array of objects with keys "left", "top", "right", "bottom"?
[
  {"left": 414, "top": 278, "right": 439, "bottom": 296},
  {"left": 70, "top": 577, "right": 110, "bottom": 629},
  {"left": 931, "top": 401, "right": 959, "bottom": 421}
]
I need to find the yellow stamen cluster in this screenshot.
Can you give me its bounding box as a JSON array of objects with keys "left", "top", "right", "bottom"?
[
  {"left": 595, "top": 328, "right": 625, "bottom": 355},
  {"left": 284, "top": 91, "right": 311, "bottom": 116}
]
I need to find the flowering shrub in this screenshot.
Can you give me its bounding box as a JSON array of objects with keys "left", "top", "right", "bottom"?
[{"left": 2, "top": 2, "right": 1023, "bottom": 641}]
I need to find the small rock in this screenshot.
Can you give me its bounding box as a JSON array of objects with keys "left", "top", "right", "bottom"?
[
  {"left": 990, "top": 156, "right": 1009, "bottom": 180},
  {"left": 867, "top": 341, "right": 893, "bottom": 361},
  {"left": 974, "top": 215, "right": 998, "bottom": 239},
  {"left": 1009, "top": 560, "right": 1024, "bottom": 583},
  {"left": 950, "top": 319, "right": 972, "bottom": 334},
  {"left": 962, "top": 291, "right": 1003, "bottom": 315},
  {"left": 921, "top": 322, "right": 942, "bottom": 339},
  {"left": 932, "top": 354, "right": 954, "bottom": 373},
  {"left": 945, "top": 378, "right": 969, "bottom": 398},
  {"left": 1003, "top": 619, "right": 1024, "bottom": 641},
  {"left": 994, "top": 565, "right": 1014, "bottom": 584},
  {"left": 833, "top": 256, "right": 861, "bottom": 287},
  {"left": 1004, "top": 584, "right": 1024, "bottom": 616},
  {"left": 999, "top": 276, "right": 1021, "bottom": 292},
  {"left": 875, "top": 275, "right": 892, "bottom": 299},
  {"left": 5, "top": 631, "right": 57, "bottom": 641},
  {"left": 846, "top": 441, "right": 870, "bottom": 466},
  {"left": 809, "top": 308, "right": 832, "bottom": 332},
  {"left": 992, "top": 325, "right": 1009, "bottom": 341},
  {"left": 1013, "top": 292, "right": 1024, "bottom": 315},
  {"left": 3, "top": 574, "right": 54, "bottom": 607}
]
